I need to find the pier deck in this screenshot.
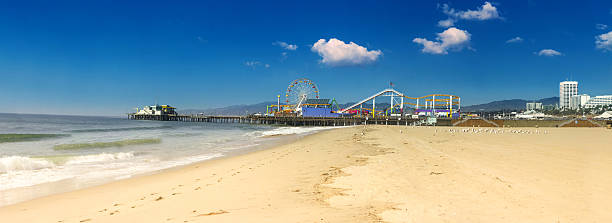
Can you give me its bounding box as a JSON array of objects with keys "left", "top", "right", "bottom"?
[
  {"left": 128, "top": 114, "right": 611, "bottom": 127},
  {"left": 127, "top": 114, "right": 431, "bottom": 126}
]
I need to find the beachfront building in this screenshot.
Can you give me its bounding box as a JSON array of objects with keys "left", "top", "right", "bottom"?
[
  {"left": 526, "top": 102, "right": 542, "bottom": 111},
  {"left": 136, "top": 105, "right": 177, "bottom": 115},
  {"left": 559, "top": 81, "right": 578, "bottom": 109},
  {"left": 584, "top": 95, "right": 612, "bottom": 108},
  {"left": 570, "top": 94, "right": 591, "bottom": 110}
]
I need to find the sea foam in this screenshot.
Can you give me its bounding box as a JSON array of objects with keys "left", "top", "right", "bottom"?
[{"left": 0, "top": 156, "right": 55, "bottom": 173}]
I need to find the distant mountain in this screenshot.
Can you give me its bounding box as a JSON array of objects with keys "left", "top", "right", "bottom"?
[
  {"left": 179, "top": 97, "right": 560, "bottom": 115},
  {"left": 461, "top": 97, "right": 559, "bottom": 112},
  {"left": 179, "top": 101, "right": 275, "bottom": 116},
  {"left": 179, "top": 101, "right": 394, "bottom": 116}
]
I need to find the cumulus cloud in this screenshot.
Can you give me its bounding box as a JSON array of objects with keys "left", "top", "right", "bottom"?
[
  {"left": 595, "top": 31, "right": 612, "bottom": 51},
  {"left": 273, "top": 41, "right": 298, "bottom": 50},
  {"left": 311, "top": 38, "right": 382, "bottom": 66},
  {"left": 506, "top": 37, "right": 523, "bottom": 43},
  {"left": 413, "top": 27, "right": 471, "bottom": 54},
  {"left": 596, "top": 24, "right": 608, "bottom": 30},
  {"left": 536, "top": 49, "right": 562, "bottom": 56},
  {"left": 447, "top": 2, "right": 500, "bottom": 20},
  {"left": 438, "top": 2, "right": 501, "bottom": 27}
]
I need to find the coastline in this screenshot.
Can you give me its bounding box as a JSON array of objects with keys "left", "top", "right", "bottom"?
[
  {"left": 1, "top": 126, "right": 611, "bottom": 222},
  {"left": 0, "top": 125, "right": 336, "bottom": 207}
]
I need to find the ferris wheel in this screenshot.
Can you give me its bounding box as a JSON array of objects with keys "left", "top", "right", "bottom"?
[{"left": 285, "top": 78, "right": 319, "bottom": 104}]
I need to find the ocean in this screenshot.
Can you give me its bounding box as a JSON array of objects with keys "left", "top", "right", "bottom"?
[{"left": 0, "top": 113, "right": 331, "bottom": 206}]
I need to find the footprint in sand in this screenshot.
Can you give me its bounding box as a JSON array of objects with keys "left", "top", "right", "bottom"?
[{"left": 196, "top": 210, "right": 229, "bottom": 216}]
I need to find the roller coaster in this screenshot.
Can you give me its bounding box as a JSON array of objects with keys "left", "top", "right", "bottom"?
[
  {"left": 267, "top": 78, "right": 460, "bottom": 118},
  {"left": 337, "top": 88, "right": 460, "bottom": 118}
]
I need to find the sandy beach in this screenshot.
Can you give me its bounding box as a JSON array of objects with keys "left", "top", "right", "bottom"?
[{"left": 1, "top": 125, "right": 611, "bottom": 222}]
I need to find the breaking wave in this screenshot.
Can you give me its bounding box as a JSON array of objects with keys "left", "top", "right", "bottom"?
[
  {"left": 0, "top": 152, "right": 137, "bottom": 173},
  {"left": 0, "top": 156, "right": 55, "bottom": 173},
  {"left": 246, "top": 126, "right": 341, "bottom": 138}
]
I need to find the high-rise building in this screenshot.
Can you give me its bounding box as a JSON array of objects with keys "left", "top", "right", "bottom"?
[{"left": 559, "top": 81, "right": 578, "bottom": 109}]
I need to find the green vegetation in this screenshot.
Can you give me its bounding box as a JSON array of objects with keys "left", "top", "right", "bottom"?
[
  {"left": 53, "top": 138, "right": 161, "bottom": 150},
  {"left": 0, "top": 134, "right": 67, "bottom": 143}
]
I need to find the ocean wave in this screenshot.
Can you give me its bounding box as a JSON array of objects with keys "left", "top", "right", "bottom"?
[
  {"left": 53, "top": 138, "right": 162, "bottom": 150},
  {"left": 0, "top": 134, "right": 68, "bottom": 143},
  {"left": 247, "top": 126, "right": 341, "bottom": 138},
  {"left": 64, "top": 152, "right": 135, "bottom": 165},
  {"left": 0, "top": 152, "right": 137, "bottom": 174},
  {"left": 0, "top": 156, "right": 55, "bottom": 173},
  {"left": 68, "top": 126, "right": 174, "bottom": 133}
]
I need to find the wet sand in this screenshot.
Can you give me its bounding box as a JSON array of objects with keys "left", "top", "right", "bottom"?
[{"left": 1, "top": 126, "right": 611, "bottom": 222}]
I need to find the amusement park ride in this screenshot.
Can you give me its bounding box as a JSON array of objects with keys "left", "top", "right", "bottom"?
[{"left": 267, "top": 78, "right": 461, "bottom": 118}]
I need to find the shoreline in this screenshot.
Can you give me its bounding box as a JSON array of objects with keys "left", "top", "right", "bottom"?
[
  {"left": 1, "top": 126, "right": 611, "bottom": 222},
  {"left": 0, "top": 126, "right": 332, "bottom": 207}
]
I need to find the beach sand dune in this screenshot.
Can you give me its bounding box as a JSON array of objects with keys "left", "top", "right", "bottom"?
[{"left": 1, "top": 126, "right": 611, "bottom": 222}]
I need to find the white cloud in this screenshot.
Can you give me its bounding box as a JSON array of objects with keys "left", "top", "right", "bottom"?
[
  {"left": 244, "top": 61, "right": 270, "bottom": 69},
  {"left": 274, "top": 41, "right": 297, "bottom": 50},
  {"left": 596, "top": 24, "right": 608, "bottom": 30},
  {"left": 311, "top": 38, "right": 382, "bottom": 66},
  {"left": 413, "top": 27, "right": 471, "bottom": 55},
  {"left": 506, "top": 36, "right": 523, "bottom": 43},
  {"left": 595, "top": 31, "right": 612, "bottom": 51},
  {"left": 244, "top": 61, "right": 260, "bottom": 68},
  {"left": 536, "top": 49, "right": 562, "bottom": 56},
  {"left": 439, "top": 2, "right": 501, "bottom": 26},
  {"left": 280, "top": 52, "right": 288, "bottom": 61},
  {"left": 438, "top": 18, "right": 455, "bottom": 27}
]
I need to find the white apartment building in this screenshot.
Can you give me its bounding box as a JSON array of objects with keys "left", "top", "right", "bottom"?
[
  {"left": 559, "top": 81, "right": 578, "bottom": 109},
  {"left": 570, "top": 94, "right": 590, "bottom": 109},
  {"left": 584, "top": 95, "right": 612, "bottom": 108},
  {"left": 526, "top": 102, "right": 542, "bottom": 110}
]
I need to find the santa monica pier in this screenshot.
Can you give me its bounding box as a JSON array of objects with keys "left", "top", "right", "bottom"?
[
  {"left": 128, "top": 78, "right": 610, "bottom": 127},
  {"left": 129, "top": 78, "right": 462, "bottom": 126}
]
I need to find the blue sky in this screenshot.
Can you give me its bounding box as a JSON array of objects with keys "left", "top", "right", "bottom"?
[{"left": 1, "top": 0, "right": 611, "bottom": 115}]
